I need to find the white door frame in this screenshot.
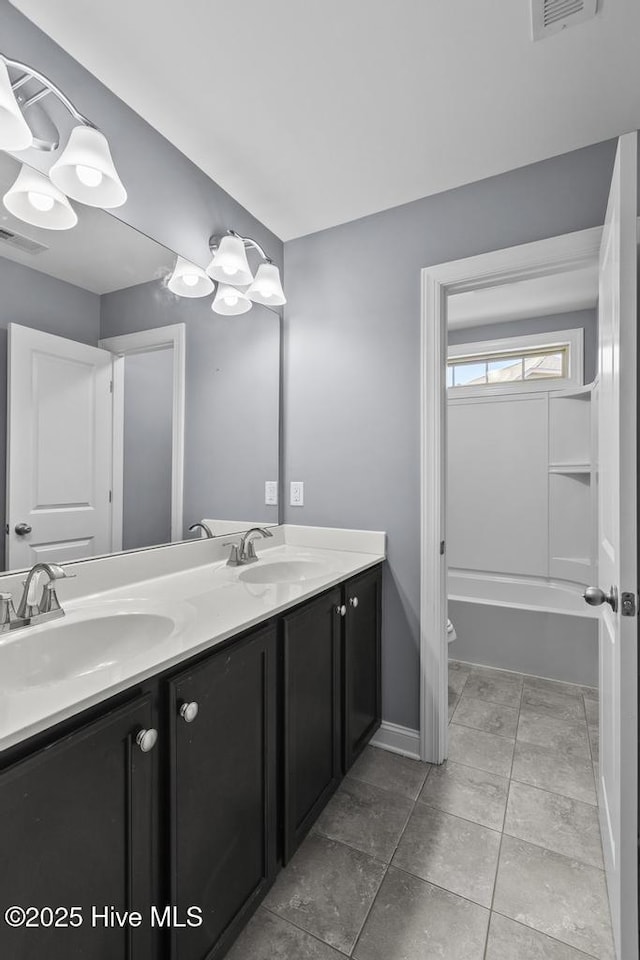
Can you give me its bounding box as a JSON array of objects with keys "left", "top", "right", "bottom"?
[
  {"left": 419, "top": 225, "right": 603, "bottom": 763},
  {"left": 99, "top": 323, "right": 186, "bottom": 548}
]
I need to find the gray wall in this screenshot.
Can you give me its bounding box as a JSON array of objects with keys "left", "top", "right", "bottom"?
[
  {"left": 0, "top": 255, "right": 100, "bottom": 568},
  {"left": 448, "top": 309, "right": 598, "bottom": 384},
  {"left": 122, "top": 349, "right": 173, "bottom": 551},
  {"left": 283, "top": 139, "right": 630, "bottom": 732},
  {"left": 100, "top": 282, "right": 280, "bottom": 533}
]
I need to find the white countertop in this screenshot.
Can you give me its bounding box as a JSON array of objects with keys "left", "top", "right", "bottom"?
[{"left": 0, "top": 526, "right": 385, "bottom": 753}]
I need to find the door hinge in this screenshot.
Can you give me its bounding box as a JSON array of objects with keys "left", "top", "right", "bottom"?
[
  {"left": 440, "top": 540, "right": 446, "bottom": 556},
  {"left": 621, "top": 591, "right": 637, "bottom": 617},
  {"left": 109, "top": 380, "right": 113, "bottom": 393},
  {"left": 108, "top": 490, "right": 112, "bottom": 503}
]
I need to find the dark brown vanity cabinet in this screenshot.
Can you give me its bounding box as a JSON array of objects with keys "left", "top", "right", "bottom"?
[
  {"left": 167, "top": 624, "right": 278, "bottom": 960},
  {"left": 282, "top": 587, "right": 342, "bottom": 862},
  {"left": 343, "top": 566, "right": 382, "bottom": 771},
  {"left": 0, "top": 562, "right": 382, "bottom": 960},
  {"left": 0, "top": 695, "right": 156, "bottom": 960}
]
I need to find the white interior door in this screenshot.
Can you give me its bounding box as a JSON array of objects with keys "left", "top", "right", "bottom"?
[
  {"left": 593, "top": 131, "right": 638, "bottom": 960},
  {"left": 7, "top": 323, "right": 114, "bottom": 570}
]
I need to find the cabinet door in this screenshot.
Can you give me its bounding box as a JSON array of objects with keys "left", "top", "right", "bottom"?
[
  {"left": 344, "top": 566, "right": 382, "bottom": 771},
  {"left": 283, "top": 588, "right": 342, "bottom": 862},
  {"left": 0, "top": 695, "right": 155, "bottom": 960},
  {"left": 168, "top": 625, "right": 277, "bottom": 960}
]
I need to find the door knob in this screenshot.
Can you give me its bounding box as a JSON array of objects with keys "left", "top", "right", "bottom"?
[
  {"left": 14, "top": 523, "right": 32, "bottom": 536},
  {"left": 583, "top": 586, "right": 618, "bottom": 612},
  {"left": 135, "top": 728, "right": 158, "bottom": 753},
  {"left": 179, "top": 701, "right": 199, "bottom": 723}
]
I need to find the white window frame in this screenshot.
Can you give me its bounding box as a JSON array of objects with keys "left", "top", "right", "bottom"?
[{"left": 447, "top": 327, "right": 584, "bottom": 397}]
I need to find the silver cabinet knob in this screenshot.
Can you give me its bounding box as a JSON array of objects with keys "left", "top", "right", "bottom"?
[
  {"left": 336, "top": 604, "right": 347, "bottom": 617},
  {"left": 135, "top": 728, "right": 158, "bottom": 753},
  {"left": 179, "top": 701, "right": 199, "bottom": 723},
  {"left": 14, "top": 523, "right": 32, "bottom": 536},
  {"left": 583, "top": 586, "right": 618, "bottom": 612},
  {"left": 349, "top": 596, "right": 359, "bottom": 608}
]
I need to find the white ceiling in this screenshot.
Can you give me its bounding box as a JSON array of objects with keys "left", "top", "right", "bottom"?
[
  {"left": 0, "top": 153, "right": 174, "bottom": 293},
  {"left": 448, "top": 265, "right": 599, "bottom": 329},
  {"left": 11, "top": 0, "right": 640, "bottom": 241}
]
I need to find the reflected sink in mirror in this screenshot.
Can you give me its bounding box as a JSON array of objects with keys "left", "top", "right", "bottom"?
[
  {"left": 238, "top": 559, "right": 332, "bottom": 585},
  {"left": 0, "top": 607, "right": 182, "bottom": 690}
]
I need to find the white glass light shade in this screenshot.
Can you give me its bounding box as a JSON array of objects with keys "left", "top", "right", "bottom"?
[
  {"left": 246, "top": 262, "right": 286, "bottom": 306},
  {"left": 211, "top": 284, "right": 252, "bottom": 316},
  {"left": 3, "top": 165, "right": 77, "bottom": 230},
  {"left": 0, "top": 60, "right": 33, "bottom": 151},
  {"left": 49, "top": 125, "right": 127, "bottom": 208},
  {"left": 206, "top": 234, "right": 254, "bottom": 286},
  {"left": 167, "top": 257, "right": 214, "bottom": 298}
]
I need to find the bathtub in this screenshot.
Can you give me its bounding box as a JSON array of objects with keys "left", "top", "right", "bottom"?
[{"left": 448, "top": 570, "right": 598, "bottom": 687}]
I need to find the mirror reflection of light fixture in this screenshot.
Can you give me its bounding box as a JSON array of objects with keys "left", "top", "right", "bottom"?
[
  {"left": 206, "top": 232, "right": 254, "bottom": 286},
  {"left": 3, "top": 164, "right": 77, "bottom": 230},
  {"left": 246, "top": 262, "right": 287, "bottom": 306},
  {"left": 0, "top": 59, "right": 33, "bottom": 150},
  {"left": 167, "top": 257, "right": 214, "bottom": 298},
  {"left": 49, "top": 126, "right": 127, "bottom": 208},
  {"left": 0, "top": 52, "right": 127, "bottom": 222},
  {"left": 211, "top": 283, "right": 252, "bottom": 316}
]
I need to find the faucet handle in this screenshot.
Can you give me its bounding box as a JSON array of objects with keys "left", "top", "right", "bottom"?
[
  {"left": 39, "top": 582, "right": 63, "bottom": 615},
  {"left": 223, "top": 542, "right": 240, "bottom": 566},
  {"left": 0, "top": 593, "right": 17, "bottom": 629}
]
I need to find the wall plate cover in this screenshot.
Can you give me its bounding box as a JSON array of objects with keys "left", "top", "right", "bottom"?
[
  {"left": 289, "top": 481, "right": 304, "bottom": 506},
  {"left": 264, "top": 481, "right": 278, "bottom": 505}
]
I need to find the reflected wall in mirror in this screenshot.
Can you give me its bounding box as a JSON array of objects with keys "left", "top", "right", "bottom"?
[{"left": 0, "top": 152, "right": 280, "bottom": 573}]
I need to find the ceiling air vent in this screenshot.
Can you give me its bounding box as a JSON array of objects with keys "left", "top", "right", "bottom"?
[
  {"left": 0, "top": 227, "right": 48, "bottom": 255},
  {"left": 531, "top": 0, "right": 598, "bottom": 40}
]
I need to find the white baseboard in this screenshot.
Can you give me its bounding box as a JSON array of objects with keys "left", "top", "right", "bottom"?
[{"left": 370, "top": 721, "right": 421, "bottom": 760}]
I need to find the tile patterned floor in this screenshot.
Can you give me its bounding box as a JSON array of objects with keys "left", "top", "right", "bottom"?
[{"left": 226, "top": 661, "right": 612, "bottom": 960}]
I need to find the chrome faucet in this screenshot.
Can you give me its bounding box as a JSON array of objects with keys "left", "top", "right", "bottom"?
[
  {"left": 0, "top": 562, "right": 75, "bottom": 632},
  {"left": 189, "top": 521, "right": 214, "bottom": 539},
  {"left": 226, "top": 527, "right": 273, "bottom": 566}
]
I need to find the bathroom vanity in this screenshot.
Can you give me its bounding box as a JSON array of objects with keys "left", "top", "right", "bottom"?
[{"left": 0, "top": 528, "right": 383, "bottom": 960}]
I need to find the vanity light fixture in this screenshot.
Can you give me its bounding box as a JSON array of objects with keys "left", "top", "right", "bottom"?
[
  {"left": 0, "top": 52, "right": 127, "bottom": 218},
  {"left": 208, "top": 229, "right": 286, "bottom": 315},
  {"left": 167, "top": 256, "right": 215, "bottom": 298},
  {"left": 212, "top": 283, "right": 252, "bottom": 316},
  {"left": 3, "top": 164, "right": 77, "bottom": 230}
]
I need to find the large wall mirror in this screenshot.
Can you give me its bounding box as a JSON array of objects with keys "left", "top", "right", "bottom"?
[{"left": 0, "top": 152, "right": 280, "bottom": 573}]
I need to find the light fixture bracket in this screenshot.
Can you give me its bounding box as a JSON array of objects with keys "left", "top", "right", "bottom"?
[
  {"left": 0, "top": 52, "right": 96, "bottom": 152},
  {"left": 209, "top": 229, "right": 273, "bottom": 264}
]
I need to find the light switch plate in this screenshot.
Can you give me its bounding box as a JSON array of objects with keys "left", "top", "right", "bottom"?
[
  {"left": 265, "top": 481, "right": 278, "bottom": 506},
  {"left": 289, "top": 481, "right": 304, "bottom": 506}
]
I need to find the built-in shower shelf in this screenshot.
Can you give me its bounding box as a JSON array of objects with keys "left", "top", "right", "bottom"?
[{"left": 548, "top": 463, "right": 591, "bottom": 475}]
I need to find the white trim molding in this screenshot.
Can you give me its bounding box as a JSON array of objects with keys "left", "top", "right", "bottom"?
[
  {"left": 420, "top": 226, "right": 603, "bottom": 765},
  {"left": 99, "top": 323, "right": 186, "bottom": 546},
  {"left": 370, "top": 721, "right": 421, "bottom": 760}
]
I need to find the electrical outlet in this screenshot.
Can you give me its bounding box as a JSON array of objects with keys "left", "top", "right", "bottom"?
[
  {"left": 289, "top": 481, "right": 304, "bottom": 506},
  {"left": 264, "top": 481, "right": 278, "bottom": 506}
]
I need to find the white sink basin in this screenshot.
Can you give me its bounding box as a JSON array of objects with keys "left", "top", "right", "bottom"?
[
  {"left": 0, "top": 611, "right": 176, "bottom": 689},
  {"left": 239, "top": 559, "right": 332, "bottom": 585}
]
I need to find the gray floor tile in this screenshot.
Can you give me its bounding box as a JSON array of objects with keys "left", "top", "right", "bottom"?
[
  {"left": 588, "top": 723, "right": 599, "bottom": 762},
  {"left": 226, "top": 908, "right": 345, "bottom": 960},
  {"left": 393, "top": 803, "right": 501, "bottom": 906},
  {"left": 494, "top": 836, "right": 614, "bottom": 959},
  {"left": 522, "top": 676, "right": 584, "bottom": 699},
  {"left": 504, "top": 781, "right": 603, "bottom": 868},
  {"left": 511, "top": 740, "right": 597, "bottom": 805},
  {"left": 353, "top": 866, "right": 489, "bottom": 960},
  {"left": 463, "top": 666, "right": 523, "bottom": 708},
  {"left": 453, "top": 696, "right": 519, "bottom": 738},
  {"left": 420, "top": 759, "right": 509, "bottom": 831},
  {"left": 448, "top": 723, "right": 515, "bottom": 777},
  {"left": 521, "top": 686, "right": 587, "bottom": 723},
  {"left": 349, "top": 745, "right": 430, "bottom": 800},
  {"left": 486, "top": 913, "right": 598, "bottom": 960},
  {"left": 264, "top": 833, "right": 385, "bottom": 954},
  {"left": 448, "top": 690, "right": 459, "bottom": 721},
  {"left": 584, "top": 698, "right": 599, "bottom": 724},
  {"left": 517, "top": 709, "right": 591, "bottom": 758},
  {"left": 578, "top": 685, "right": 598, "bottom": 700},
  {"left": 314, "top": 775, "right": 413, "bottom": 862},
  {"left": 448, "top": 661, "right": 470, "bottom": 696}
]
